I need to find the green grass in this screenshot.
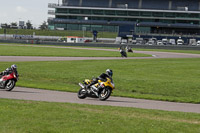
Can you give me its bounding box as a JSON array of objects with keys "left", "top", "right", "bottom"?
[
  {"left": 0, "top": 99, "right": 200, "bottom": 133},
  {"left": 0, "top": 45, "right": 150, "bottom": 57},
  {"left": 1, "top": 58, "right": 200, "bottom": 103},
  {"left": 0, "top": 29, "right": 117, "bottom": 38},
  {"left": 134, "top": 48, "right": 200, "bottom": 54},
  {"left": 2, "top": 43, "right": 200, "bottom": 55}
]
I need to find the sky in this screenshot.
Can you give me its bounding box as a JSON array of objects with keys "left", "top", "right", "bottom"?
[{"left": 0, "top": 0, "right": 60, "bottom": 28}]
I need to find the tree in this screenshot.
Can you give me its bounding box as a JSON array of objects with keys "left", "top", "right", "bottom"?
[
  {"left": 10, "top": 22, "right": 18, "bottom": 29},
  {"left": 11, "top": 22, "right": 17, "bottom": 27},
  {"left": 26, "top": 20, "right": 33, "bottom": 29},
  {"left": 1, "top": 23, "right": 9, "bottom": 28},
  {"left": 39, "top": 21, "right": 48, "bottom": 30}
]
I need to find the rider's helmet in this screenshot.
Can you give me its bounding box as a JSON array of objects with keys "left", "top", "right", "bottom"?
[
  {"left": 106, "top": 69, "right": 113, "bottom": 77},
  {"left": 11, "top": 64, "right": 17, "bottom": 71}
]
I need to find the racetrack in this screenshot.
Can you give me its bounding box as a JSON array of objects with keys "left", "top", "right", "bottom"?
[
  {"left": 0, "top": 50, "right": 200, "bottom": 62},
  {"left": 0, "top": 44, "right": 200, "bottom": 113},
  {"left": 1, "top": 87, "right": 200, "bottom": 113}
]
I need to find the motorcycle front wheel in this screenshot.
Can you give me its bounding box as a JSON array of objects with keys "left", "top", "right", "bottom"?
[
  {"left": 98, "top": 87, "right": 111, "bottom": 101},
  {"left": 5, "top": 80, "right": 16, "bottom": 91},
  {"left": 77, "top": 88, "right": 87, "bottom": 99}
]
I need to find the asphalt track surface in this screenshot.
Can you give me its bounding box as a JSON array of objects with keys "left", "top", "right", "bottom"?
[
  {"left": 1, "top": 44, "right": 200, "bottom": 113},
  {"left": 1, "top": 87, "right": 200, "bottom": 113}
]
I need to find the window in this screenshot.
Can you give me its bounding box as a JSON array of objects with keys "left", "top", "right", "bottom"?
[
  {"left": 128, "top": 11, "right": 139, "bottom": 16},
  {"left": 165, "top": 13, "right": 175, "bottom": 17},
  {"left": 140, "top": 12, "right": 152, "bottom": 16},
  {"left": 152, "top": 12, "right": 163, "bottom": 17},
  {"left": 188, "top": 13, "right": 199, "bottom": 18},
  {"left": 176, "top": 13, "right": 188, "bottom": 18},
  {"left": 56, "top": 9, "right": 68, "bottom": 13},
  {"left": 105, "top": 10, "right": 115, "bottom": 15},
  {"left": 69, "top": 9, "right": 80, "bottom": 14},
  {"left": 92, "top": 10, "right": 103, "bottom": 15},
  {"left": 116, "top": 11, "right": 127, "bottom": 16},
  {"left": 80, "top": 9, "right": 91, "bottom": 14}
]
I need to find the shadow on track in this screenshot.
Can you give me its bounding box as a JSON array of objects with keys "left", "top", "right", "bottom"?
[
  {"left": 85, "top": 98, "right": 137, "bottom": 103},
  {"left": 10, "top": 90, "right": 39, "bottom": 93}
]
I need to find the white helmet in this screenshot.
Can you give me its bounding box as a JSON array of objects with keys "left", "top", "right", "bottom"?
[
  {"left": 106, "top": 69, "right": 113, "bottom": 77},
  {"left": 11, "top": 64, "right": 17, "bottom": 70}
]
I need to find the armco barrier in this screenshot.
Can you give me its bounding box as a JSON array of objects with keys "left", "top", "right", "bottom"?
[{"left": 0, "top": 39, "right": 200, "bottom": 50}]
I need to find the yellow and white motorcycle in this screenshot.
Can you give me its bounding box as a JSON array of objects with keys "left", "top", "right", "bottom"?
[{"left": 78, "top": 77, "right": 115, "bottom": 101}]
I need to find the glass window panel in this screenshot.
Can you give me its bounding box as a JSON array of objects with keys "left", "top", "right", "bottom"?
[
  {"left": 188, "top": 13, "right": 199, "bottom": 18},
  {"left": 152, "top": 12, "right": 163, "bottom": 17},
  {"left": 80, "top": 9, "right": 91, "bottom": 14},
  {"left": 69, "top": 9, "right": 80, "bottom": 14},
  {"left": 56, "top": 9, "right": 68, "bottom": 13},
  {"left": 176, "top": 13, "right": 188, "bottom": 18},
  {"left": 105, "top": 10, "right": 115, "bottom": 15},
  {"left": 165, "top": 13, "right": 175, "bottom": 17},
  {"left": 128, "top": 11, "right": 140, "bottom": 16},
  {"left": 116, "top": 11, "right": 127, "bottom": 16},
  {"left": 92, "top": 10, "right": 104, "bottom": 15},
  {"left": 140, "top": 12, "right": 152, "bottom": 16}
]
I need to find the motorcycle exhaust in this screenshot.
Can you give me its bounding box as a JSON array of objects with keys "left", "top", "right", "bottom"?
[{"left": 79, "top": 83, "right": 85, "bottom": 88}]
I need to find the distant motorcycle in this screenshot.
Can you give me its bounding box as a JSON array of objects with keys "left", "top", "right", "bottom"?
[
  {"left": 0, "top": 71, "right": 19, "bottom": 91},
  {"left": 78, "top": 77, "right": 115, "bottom": 101},
  {"left": 126, "top": 47, "right": 133, "bottom": 53},
  {"left": 120, "top": 49, "right": 127, "bottom": 58}
]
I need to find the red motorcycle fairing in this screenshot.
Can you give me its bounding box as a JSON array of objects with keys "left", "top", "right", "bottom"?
[
  {"left": 1, "top": 72, "right": 15, "bottom": 81},
  {"left": 0, "top": 72, "right": 18, "bottom": 89}
]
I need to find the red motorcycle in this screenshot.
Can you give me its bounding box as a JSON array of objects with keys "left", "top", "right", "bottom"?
[{"left": 0, "top": 71, "right": 19, "bottom": 91}]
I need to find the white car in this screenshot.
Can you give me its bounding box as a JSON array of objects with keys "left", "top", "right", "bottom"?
[
  {"left": 177, "top": 39, "right": 184, "bottom": 45},
  {"left": 197, "top": 41, "right": 200, "bottom": 46},
  {"left": 157, "top": 40, "right": 163, "bottom": 45}
]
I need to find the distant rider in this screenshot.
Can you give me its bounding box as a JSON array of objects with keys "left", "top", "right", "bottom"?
[
  {"left": 0, "top": 64, "right": 18, "bottom": 78},
  {"left": 119, "top": 46, "right": 127, "bottom": 57},
  {"left": 86, "top": 69, "right": 113, "bottom": 90}
]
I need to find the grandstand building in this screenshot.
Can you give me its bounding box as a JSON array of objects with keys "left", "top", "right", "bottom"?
[{"left": 48, "top": 0, "right": 200, "bottom": 38}]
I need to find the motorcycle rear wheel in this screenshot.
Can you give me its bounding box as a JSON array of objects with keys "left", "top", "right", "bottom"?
[
  {"left": 99, "top": 88, "right": 111, "bottom": 101},
  {"left": 5, "top": 80, "right": 16, "bottom": 91},
  {"left": 77, "top": 88, "right": 87, "bottom": 99}
]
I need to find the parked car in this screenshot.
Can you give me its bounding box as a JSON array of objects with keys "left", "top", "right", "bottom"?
[
  {"left": 146, "top": 40, "right": 155, "bottom": 45},
  {"left": 135, "top": 38, "right": 144, "bottom": 45},
  {"left": 132, "top": 40, "right": 137, "bottom": 44},
  {"left": 177, "top": 38, "right": 184, "bottom": 45},
  {"left": 189, "top": 39, "right": 196, "bottom": 46},
  {"left": 84, "top": 39, "right": 92, "bottom": 43},
  {"left": 146, "top": 38, "right": 157, "bottom": 45},
  {"left": 169, "top": 39, "right": 176, "bottom": 45},
  {"left": 197, "top": 40, "right": 200, "bottom": 46},
  {"left": 157, "top": 40, "right": 163, "bottom": 45},
  {"left": 162, "top": 38, "right": 168, "bottom": 45}
]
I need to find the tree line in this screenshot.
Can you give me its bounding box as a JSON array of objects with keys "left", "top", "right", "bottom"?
[{"left": 1, "top": 20, "right": 48, "bottom": 30}]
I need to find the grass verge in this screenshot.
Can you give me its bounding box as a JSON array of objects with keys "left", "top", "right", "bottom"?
[
  {"left": 1, "top": 43, "right": 200, "bottom": 55},
  {"left": 0, "top": 44, "right": 150, "bottom": 57},
  {"left": 0, "top": 29, "right": 117, "bottom": 38},
  {"left": 134, "top": 48, "right": 200, "bottom": 54},
  {"left": 0, "top": 99, "right": 200, "bottom": 133}
]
